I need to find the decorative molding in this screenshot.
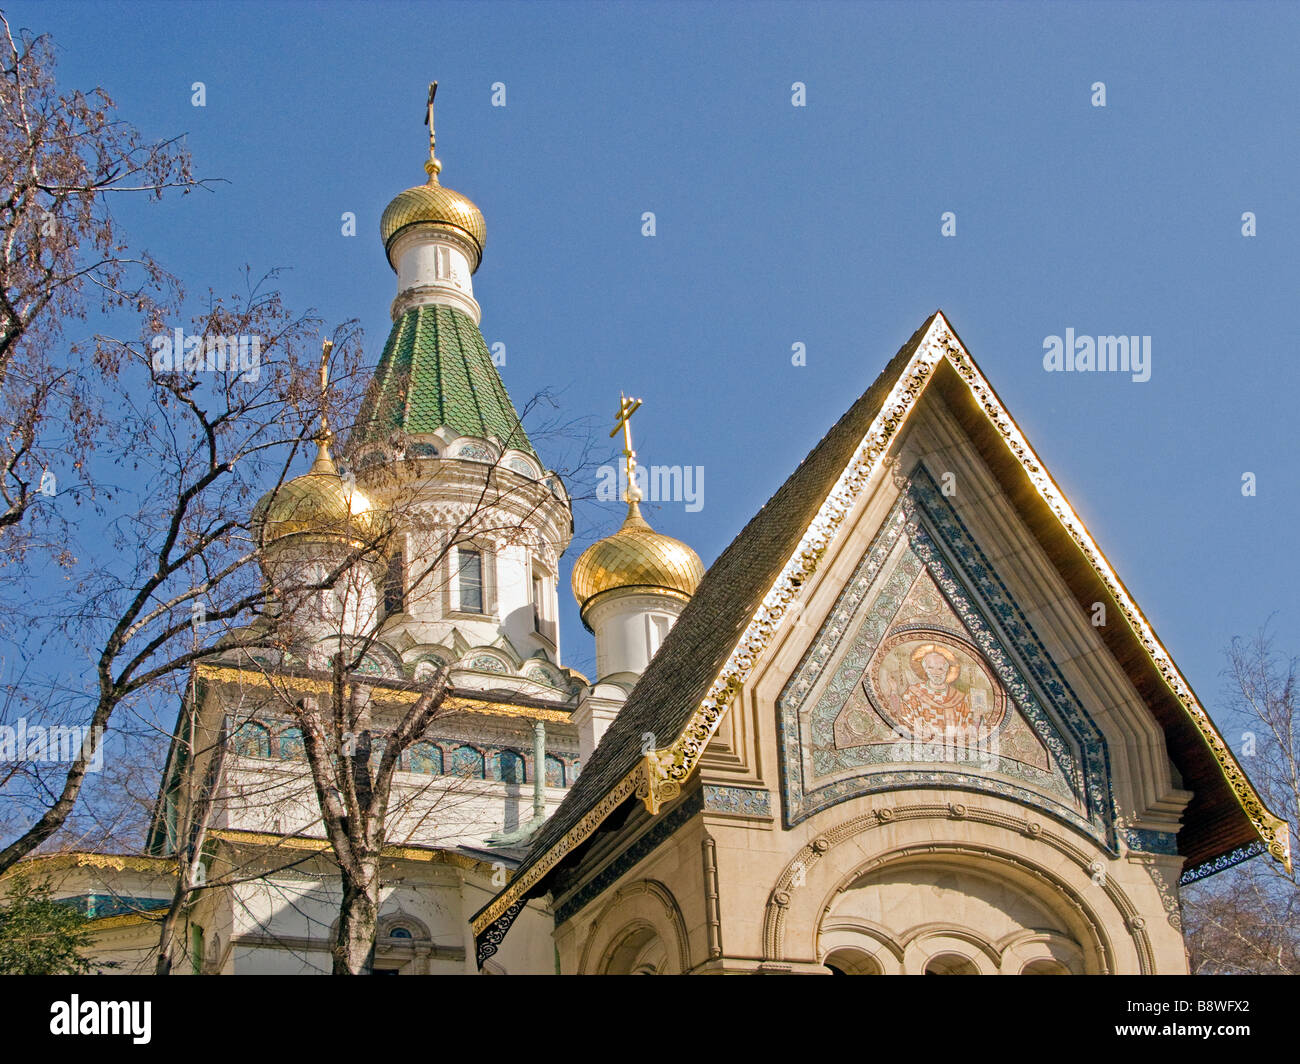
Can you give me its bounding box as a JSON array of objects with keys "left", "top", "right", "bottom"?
[
  {"left": 702, "top": 834, "right": 723, "bottom": 959},
  {"left": 576, "top": 879, "right": 691, "bottom": 975},
  {"left": 758, "top": 801, "right": 1149, "bottom": 974},
  {"left": 552, "top": 789, "right": 704, "bottom": 926},
  {"left": 1121, "top": 828, "right": 1180, "bottom": 857},
  {"left": 472, "top": 311, "right": 1289, "bottom": 945},
  {"left": 702, "top": 784, "right": 773, "bottom": 818},
  {"left": 1179, "top": 840, "right": 1267, "bottom": 885}
]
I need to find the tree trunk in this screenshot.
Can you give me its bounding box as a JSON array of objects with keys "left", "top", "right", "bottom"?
[
  {"left": 333, "top": 861, "right": 379, "bottom": 975},
  {"left": 153, "top": 894, "right": 185, "bottom": 976}
]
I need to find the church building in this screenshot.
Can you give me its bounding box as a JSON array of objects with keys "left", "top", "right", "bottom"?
[{"left": 27, "top": 93, "right": 1289, "bottom": 975}]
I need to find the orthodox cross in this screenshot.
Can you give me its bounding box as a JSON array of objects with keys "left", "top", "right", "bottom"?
[
  {"left": 424, "top": 81, "right": 441, "bottom": 180},
  {"left": 318, "top": 339, "right": 334, "bottom": 443},
  {"left": 610, "top": 392, "right": 643, "bottom": 504}
]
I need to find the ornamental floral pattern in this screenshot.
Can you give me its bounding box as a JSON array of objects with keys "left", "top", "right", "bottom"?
[{"left": 777, "top": 467, "right": 1116, "bottom": 849}]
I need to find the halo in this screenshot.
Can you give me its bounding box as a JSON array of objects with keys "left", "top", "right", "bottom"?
[{"left": 909, "top": 643, "right": 960, "bottom": 684}]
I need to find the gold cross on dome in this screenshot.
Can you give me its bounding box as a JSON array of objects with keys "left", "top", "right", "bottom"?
[
  {"left": 610, "top": 393, "right": 643, "bottom": 505},
  {"left": 424, "top": 81, "right": 441, "bottom": 179},
  {"left": 318, "top": 339, "right": 334, "bottom": 441}
]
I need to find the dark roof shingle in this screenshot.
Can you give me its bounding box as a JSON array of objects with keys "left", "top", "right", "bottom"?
[{"left": 504, "top": 313, "right": 939, "bottom": 890}]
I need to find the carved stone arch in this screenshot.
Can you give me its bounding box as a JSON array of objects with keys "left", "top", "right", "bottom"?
[
  {"left": 402, "top": 644, "right": 454, "bottom": 678},
  {"left": 817, "top": 915, "right": 905, "bottom": 975},
  {"left": 998, "top": 928, "right": 1085, "bottom": 975},
  {"left": 896, "top": 922, "right": 1004, "bottom": 971},
  {"left": 817, "top": 843, "right": 1127, "bottom": 974},
  {"left": 761, "top": 801, "right": 1153, "bottom": 974},
  {"left": 461, "top": 649, "right": 514, "bottom": 675},
  {"left": 576, "top": 879, "right": 690, "bottom": 975},
  {"left": 377, "top": 909, "right": 431, "bottom": 942}
]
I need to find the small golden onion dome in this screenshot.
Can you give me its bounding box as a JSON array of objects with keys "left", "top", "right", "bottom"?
[
  {"left": 571, "top": 502, "right": 705, "bottom": 621},
  {"left": 380, "top": 173, "right": 486, "bottom": 273},
  {"left": 253, "top": 440, "right": 382, "bottom": 548}
]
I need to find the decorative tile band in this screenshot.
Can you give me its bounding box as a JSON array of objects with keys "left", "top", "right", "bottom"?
[
  {"left": 1179, "top": 840, "right": 1266, "bottom": 885},
  {"left": 1122, "top": 828, "right": 1180, "bottom": 857},
  {"left": 702, "top": 785, "right": 773, "bottom": 818}
]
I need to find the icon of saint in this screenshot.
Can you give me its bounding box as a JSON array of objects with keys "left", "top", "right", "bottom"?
[{"left": 899, "top": 644, "right": 974, "bottom": 739}]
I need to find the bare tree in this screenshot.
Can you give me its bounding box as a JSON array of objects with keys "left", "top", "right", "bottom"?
[
  {"left": 143, "top": 386, "right": 597, "bottom": 973},
  {"left": 0, "top": 284, "right": 363, "bottom": 876},
  {"left": 1182, "top": 622, "right": 1299, "bottom": 974},
  {"left": 0, "top": 14, "right": 206, "bottom": 553}
]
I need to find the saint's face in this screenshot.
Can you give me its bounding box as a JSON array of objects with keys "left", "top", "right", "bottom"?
[{"left": 922, "top": 653, "right": 949, "bottom": 686}]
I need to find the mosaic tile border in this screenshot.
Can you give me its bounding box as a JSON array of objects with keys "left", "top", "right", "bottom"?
[
  {"left": 702, "top": 784, "right": 773, "bottom": 818},
  {"left": 777, "top": 466, "right": 1117, "bottom": 851}
]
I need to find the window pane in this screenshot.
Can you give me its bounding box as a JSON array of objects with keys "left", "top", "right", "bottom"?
[
  {"left": 459, "top": 549, "right": 483, "bottom": 613},
  {"left": 384, "top": 553, "right": 405, "bottom": 614}
]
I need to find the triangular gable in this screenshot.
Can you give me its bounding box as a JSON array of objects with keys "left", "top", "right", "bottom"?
[
  {"left": 778, "top": 465, "right": 1112, "bottom": 846},
  {"left": 472, "top": 312, "right": 1289, "bottom": 959}
]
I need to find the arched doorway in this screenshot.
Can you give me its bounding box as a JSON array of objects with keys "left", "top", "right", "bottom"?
[
  {"left": 817, "top": 853, "right": 1090, "bottom": 974},
  {"left": 601, "top": 924, "right": 668, "bottom": 975}
]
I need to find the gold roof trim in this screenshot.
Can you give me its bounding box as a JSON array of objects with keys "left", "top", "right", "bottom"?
[
  {"left": 208, "top": 829, "right": 495, "bottom": 872},
  {"left": 473, "top": 311, "right": 1289, "bottom": 937},
  {"left": 5, "top": 852, "right": 174, "bottom": 878},
  {"left": 196, "top": 663, "right": 571, "bottom": 722}
]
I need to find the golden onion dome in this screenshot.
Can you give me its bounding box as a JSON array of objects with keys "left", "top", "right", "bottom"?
[
  {"left": 380, "top": 169, "right": 486, "bottom": 273},
  {"left": 252, "top": 440, "right": 382, "bottom": 548},
  {"left": 571, "top": 502, "right": 705, "bottom": 622}
]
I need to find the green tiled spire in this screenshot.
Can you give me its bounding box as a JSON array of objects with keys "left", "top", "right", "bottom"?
[{"left": 353, "top": 305, "right": 535, "bottom": 457}]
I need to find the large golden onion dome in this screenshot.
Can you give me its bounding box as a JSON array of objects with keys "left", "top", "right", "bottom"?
[
  {"left": 380, "top": 164, "right": 485, "bottom": 272},
  {"left": 252, "top": 440, "right": 382, "bottom": 549},
  {"left": 571, "top": 501, "right": 705, "bottom": 623}
]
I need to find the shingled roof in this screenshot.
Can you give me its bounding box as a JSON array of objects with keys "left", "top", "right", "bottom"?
[
  {"left": 476, "top": 314, "right": 939, "bottom": 907},
  {"left": 473, "top": 309, "right": 1289, "bottom": 957},
  {"left": 353, "top": 304, "right": 535, "bottom": 457}
]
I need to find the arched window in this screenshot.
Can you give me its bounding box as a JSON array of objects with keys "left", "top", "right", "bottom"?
[
  {"left": 602, "top": 925, "right": 667, "bottom": 975},
  {"left": 492, "top": 750, "right": 525, "bottom": 784},
  {"left": 277, "top": 726, "right": 305, "bottom": 761},
  {"left": 1021, "top": 958, "right": 1071, "bottom": 975},
  {"left": 408, "top": 742, "right": 442, "bottom": 776},
  {"left": 384, "top": 551, "right": 406, "bottom": 615},
  {"left": 924, "top": 953, "right": 980, "bottom": 975},
  {"left": 823, "top": 949, "right": 883, "bottom": 975},
  {"left": 231, "top": 722, "right": 271, "bottom": 758},
  {"left": 545, "top": 754, "right": 565, "bottom": 788},
  {"left": 450, "top": 744, "right": 484, "bottom": 779},
  {"left": 388, "top": 926, "right": 413, "bottom": 940}
]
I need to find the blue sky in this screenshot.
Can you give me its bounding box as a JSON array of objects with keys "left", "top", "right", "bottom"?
[{"left": 14, "top": 0, "right": 1299, "bottom": 710}]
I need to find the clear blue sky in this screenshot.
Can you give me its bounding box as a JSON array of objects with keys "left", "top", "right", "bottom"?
[{"left": 15, "top": 0, "right": 1299, "bottom": 712}]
